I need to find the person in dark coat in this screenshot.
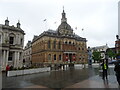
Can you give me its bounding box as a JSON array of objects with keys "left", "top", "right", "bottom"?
[
  {"left": 6, "top": 65, "right": 10, "bottom": 76},
  {"left": 114, "top": 60, "right": 120, "bottom": 86},
  {"left": 101, "top": 59, "right": 108, "bottom": 80},
  {"left": 10, "top": 65, "right": 13, "bottom": 70}
]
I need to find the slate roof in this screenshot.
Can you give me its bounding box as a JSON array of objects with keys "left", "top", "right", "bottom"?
[{"left": 32, "top": 29, "right": 87, "bottom": 43}]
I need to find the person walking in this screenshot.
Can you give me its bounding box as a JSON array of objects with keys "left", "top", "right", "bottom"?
[
  {"left": 101, "top": 59, "right": 108, "bottom": 80},
  {"left": 114, "top": 60, "right": 120, "bottom": 86}
]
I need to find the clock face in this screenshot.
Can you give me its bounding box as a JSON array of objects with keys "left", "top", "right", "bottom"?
[
  {"left": 59, "top": 29, "right": 64, "bottom": 34},
  {"left": 59, "top": 29, "right": 72, "bottom": 35}
]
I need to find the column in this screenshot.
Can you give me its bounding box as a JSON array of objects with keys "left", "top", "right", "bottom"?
[
  {"left": 3, "top": 50, "right": 6, "bottom": 70},
  {"left": 14, "top": 52, "right": 17, "bottom": 68},
  {"left": 3, "top": 33, "right": 5, "bottom": 43},
  {"left": 5, "top": 50, "right": 9, "bottom": 66},
  {"left": 17, "top": 52, "right": 20, "bottom": 68}
]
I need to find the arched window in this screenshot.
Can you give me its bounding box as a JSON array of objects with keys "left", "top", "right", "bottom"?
[
  {"left": 48, "top": 54, "right": 51, "bottom": 60},
  {"left": 58, "top": 41, "right": 61, "bottom": 49},
  {"left": 54, "top": 54, "right": 56, "bottom": 60},
  {"left": 69, "top": 41, "right": 71, "bottom": 44},
  {"left": 65, "top": 41, "right": 67, "bottom": 44},
  {"left": 53, "top": 40, "right": 56, "bottom": 49},
  {"left": 48, "top": 40, "right": 51, "bottom": 49}
]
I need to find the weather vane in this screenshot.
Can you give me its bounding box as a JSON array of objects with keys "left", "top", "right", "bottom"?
[{"left": 63, "top": 6, "right": 64, "bottom": 10}]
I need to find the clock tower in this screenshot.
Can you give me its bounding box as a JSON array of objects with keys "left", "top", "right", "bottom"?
[{"left": 58, "top": 8, "right": 73, "bottom": 36}]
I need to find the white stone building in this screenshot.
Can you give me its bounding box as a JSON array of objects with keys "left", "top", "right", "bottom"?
[
  {"left": 0, "top": 18, "right": 25, "bottom": 71},
  {"left": 23, "top": 41, "right": 32, "bottom": 67}
]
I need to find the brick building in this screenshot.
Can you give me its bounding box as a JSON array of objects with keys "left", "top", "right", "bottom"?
[
  {"left": 23, "top": 41, "right": 32, "bottom": 67},
  {"left": 31, "top": 9, "right": 87, "bottom": 67}
]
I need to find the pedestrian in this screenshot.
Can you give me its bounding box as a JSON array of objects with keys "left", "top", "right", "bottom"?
[
  {"left": 114, "top": 60, "right": 120, "bottom": 86},
  {"left": 10, "top": 65, "right": 13, "bottom": 70},
  {"left": 6, "top": 65, "right": 10, "bottom": 76},
  {"left": 101, "top": 59, "right": 108, "bottom": 80}
]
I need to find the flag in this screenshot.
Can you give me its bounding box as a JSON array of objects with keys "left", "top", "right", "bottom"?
[
  {"left": 43, "top": 19, "right": 46, "bottom": 21},
  {"left": 75, "top": 27, "right": 77, "bottom": 30},
  {"left": 82, "top": 28, "right": 84, "bottom": 31}
]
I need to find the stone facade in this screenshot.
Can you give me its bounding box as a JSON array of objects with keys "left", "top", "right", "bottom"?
[
  {"left": 31, "top": 9, "right": 88, "bottom": 67},
  {"left": 23, "top": 41, "right": 32, "bottom": 67},
  {"left": 0, "top": 18, "right": 25, "bottom": 70}
]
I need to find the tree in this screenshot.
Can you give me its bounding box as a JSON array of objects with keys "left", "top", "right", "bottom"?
[
  {"left": 106, "top": 49, "right": 116, "bottom": 60},
  {"left": 92, "top": 51, "right": 103, "bottom": 63}
]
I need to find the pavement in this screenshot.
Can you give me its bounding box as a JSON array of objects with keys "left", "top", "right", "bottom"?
[{"left": 2, "top": 64, "right": 120, "bottom": 89}]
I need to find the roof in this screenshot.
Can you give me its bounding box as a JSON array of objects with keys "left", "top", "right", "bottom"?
[
  {"left": 91, "top": 45, "right": 109, "bottom": 50},
  {"left": 58, "top": 22, "right": 72, "bottom": 31},
  {"left": 2, "top": 25, "right": 25, "bottom": 35},
  {"left": 32, "top": 29, "right": 87, "bottom": 43}
]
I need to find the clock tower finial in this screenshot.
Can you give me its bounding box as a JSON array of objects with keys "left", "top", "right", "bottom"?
[
  {"left": 63, "top": 6, "right": 64, "bottom": 12},
  {"left": 61, "top": 6, "right": 67, "bottom": 23}
]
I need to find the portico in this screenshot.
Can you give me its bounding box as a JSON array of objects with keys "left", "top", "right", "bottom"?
[{"left": 63, "top": 52, "right": 76, "bottom": 63}]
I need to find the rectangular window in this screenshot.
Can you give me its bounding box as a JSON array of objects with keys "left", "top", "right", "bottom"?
[
  {"left": 54, "top": 55, "right": 56, "bottom": 60},
  {"left": 8, "top": 52, "right": 13, "bottom": 61},
  {"left": 58, "top": 42, "right": 61, "bottom": 49},
  {"left": 48, "top": 54, "right": 51, "bottom": 60},
  {"left": 9, "top": 37, "right": 14, "bottom": 44},
  {"left": 21, "top": 38, "right": 23, "bottom": 45},
  {"left": 48, "top": 41, "right": 51, "bottom": 49},
  {"left": 53, "top": 41, "right": 56, "bottom": 49},
  {"left": 59, "top": 55, "right": 61, "bottom": 60}
]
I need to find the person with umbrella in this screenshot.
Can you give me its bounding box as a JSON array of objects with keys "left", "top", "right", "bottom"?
[{"left": 114, "top": 60, "right": 120, "bottom": 86}]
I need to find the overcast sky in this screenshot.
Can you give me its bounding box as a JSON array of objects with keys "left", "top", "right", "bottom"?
[{"left": 0, "top": 0, "right": 119, "bottom": 48}]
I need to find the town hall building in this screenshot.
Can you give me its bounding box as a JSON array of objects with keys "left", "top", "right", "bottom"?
[{"left": 31, "top": 9, "right": 88, "bottom": 68}]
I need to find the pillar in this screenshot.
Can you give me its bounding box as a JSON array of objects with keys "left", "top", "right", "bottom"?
[
  {"left": 5, "top": 50, "right": 9, "bottom": 66},
  {"left": 3, "top": 50, "right": 6, "bottom": 70},
  {"left": 16, "top": 52, "right": 19, "bottom": 68},
  {"left": 14, "top": 52, "right": 17, "bottom": 68}
]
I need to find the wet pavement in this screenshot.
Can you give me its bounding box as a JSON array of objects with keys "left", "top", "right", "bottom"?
[{"left": 2, "top": 64, "right": 120, "bottom": 89}]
